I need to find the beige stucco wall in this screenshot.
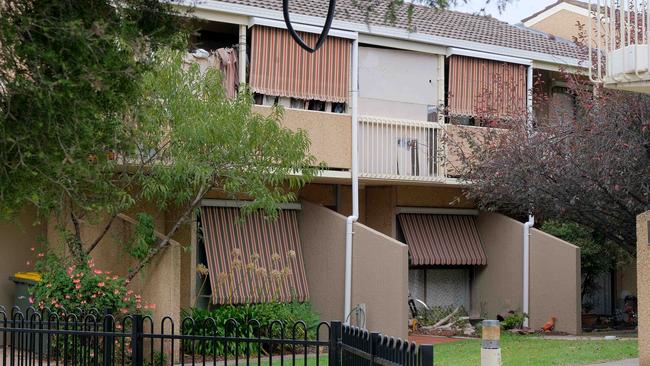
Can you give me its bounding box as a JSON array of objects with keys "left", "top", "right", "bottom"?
[
  {"left": 637, "top": 211, "right": 650, "bottom": 364},
  {"left": 45, "top": 203, "right": 184, "bottom": 327},
  {"left": 527, "top": 9, "right": 588, "bottom": 44},
  {"left": 526, "top": 9, "right": 605, "bottom": 49},
  {"left": 473, "top": 213, "right": 524, "bottom": 317},
  {"left": 0, "top": 207, "right": 45, "bottom": 309},
  {"left": 473, "top": 213, "right": 581, "bottom": 334},
  {"left": 366, "top": 186, "right": 398, "bottom": 237},
  {"left": 252, "top": 105, "right": 351, "bottom": 170},
  {"left": 529, "top": 228, "right": 581, "bottom": 334},
  {"left": 352, "top": 222, "right": 409, "bottom": 337},
  {"left": 298, "top": 201, "right": 408, "bottom": 338},
  {"left": 359, "top": 47, "right": 439, "bottom": 121}
]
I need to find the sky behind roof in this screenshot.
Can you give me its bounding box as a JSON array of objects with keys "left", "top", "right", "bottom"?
[{"left": 452, "top": 0, "right": 558, "bottom": 24}]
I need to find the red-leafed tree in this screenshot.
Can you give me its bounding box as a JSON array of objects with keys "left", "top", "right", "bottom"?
[{"left": 449, "top": 73, "right": 650, "bottom": 254}]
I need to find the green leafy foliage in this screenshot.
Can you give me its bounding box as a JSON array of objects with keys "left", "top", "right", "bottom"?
[
  {"left": 0, "top": 0, "right": 320, "bottom": 282},
  {"left": 30, "top": 251, "right": 152, "bottom": 314},
  {"left": 181, "top": 302, "right": 320, "bottom": 356},
  {"left": 0, "top": 0, "right": 187, "bottom": 218},
  {"left": 126, "top": 213, "right": 157, "bottom": 260},
  {"left": 500, "top": 312, "right": 527, "bottom": 330}
]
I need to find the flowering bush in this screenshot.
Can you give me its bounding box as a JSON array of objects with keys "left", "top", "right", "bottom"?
[{"left": 30, "top": 251, "right": 154, "bottom": 314}]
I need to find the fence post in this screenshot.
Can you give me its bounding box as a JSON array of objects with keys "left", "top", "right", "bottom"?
[
  {"left": 131, "top": 314, "right": 144, "bottom": 366},
  {"left": 103, "top": 308, "right": 114, "bottom": 366},
  {"left": 419, "top": 344, "right": 434, "bottom": 366},
  {"left": 328, "top": 321, "right": 341, "bottom": 366},
  {"left": 370, "top": 332, "right": 380, "bottom": 366}
]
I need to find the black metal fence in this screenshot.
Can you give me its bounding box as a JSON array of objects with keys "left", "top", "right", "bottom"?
[{"left": 0, "top": 307, "right": 433, "bottom": 366}]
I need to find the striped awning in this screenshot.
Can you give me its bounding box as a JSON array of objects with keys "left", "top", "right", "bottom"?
[
  {"left": 447, "top": 55, "right": 527, "bottom": 119},
  {"left": 199, "top": 206, "right": 309, "bottom": 304},
  {"left": 398, "top": 214, "right": 487, "bottom": 266},
  {"left": 249, "top": 26, "right": 351, "bottom": 103}
]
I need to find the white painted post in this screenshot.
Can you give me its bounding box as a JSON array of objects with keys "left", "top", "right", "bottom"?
[{"left": 481, "top": 320, "right": 502, "bottom": 366}]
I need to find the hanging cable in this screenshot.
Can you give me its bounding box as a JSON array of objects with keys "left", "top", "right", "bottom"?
[{"left": 282, "top": 0, "right": 337, "bottom": 53}]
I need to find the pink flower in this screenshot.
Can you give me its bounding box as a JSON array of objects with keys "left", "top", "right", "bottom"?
[
  {"left": 114, "top": 289, "right": 120, "bottom": 295},
  {"left": 30, "top": 247, "right": 35, "bottom": 252},
  {"left": 112, "top": 275, "right": 118, "bottom": 280},
  {"left": 93, "top": 269, "right": 103, "bottom": 275},
  {"left": 75, "top": 283, "right": 81, "bottom": 289},
  {"left": 81, "top": 300, "right": 86, "bottom": 305},
  {"left": 91, "top": 294, "right": 96, "bottom": 298},
  {"left": 105, "top": 271, "right": 111, "bottom": 275},
  {"left": 37, "top": 253, "right": 44, "bottom": 258},
  {"left": 136, "top": 304, "right": 142, "bottom": 309},
  {"left": 28, "top": 297, "right": 33, "bottom": 304},
  {"left": 120, "top": 308, "right": 128, "bottom": 314},
  {"left": 148, "top": 303, "right": 156, "bottom": 310},
  {"left": 73, "top": 278, "right": 80, "bottom": 284},
  {"left": 97, "top": 282, "right": 105, "bottom": 287},
  {"left": 65, "top": 295, "right": 71, "bottom": 299},
  {"left": 126, "top": 290, "right": 133, "bottom": 295}
]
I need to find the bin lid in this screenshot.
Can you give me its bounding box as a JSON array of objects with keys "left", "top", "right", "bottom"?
[{"left": 10, "top": 272, "right": 41, "bottom": 283}]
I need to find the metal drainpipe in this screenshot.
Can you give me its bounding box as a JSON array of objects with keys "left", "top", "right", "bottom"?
[
  {"left": 523, "top": 215, "right": 534, "bottom": 328},
  {"left": 526, "top": 65, "right": 533, "bottom": 130},
  {"left": 523, "top": 65, "right": 534, "bottom": 328},
  {"left": 238, "top": 25, "right": 247, "bottom": 85},
  {"left": 344, "top": 38, "right": 359, "bottom": 324}
]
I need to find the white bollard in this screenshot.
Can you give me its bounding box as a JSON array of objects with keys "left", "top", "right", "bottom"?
[{"left": 481, "top": 320, "right": 502, "bottom": 366}]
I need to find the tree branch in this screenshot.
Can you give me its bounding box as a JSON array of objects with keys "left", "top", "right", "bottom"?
[
  {"left": 86, "top": 214, "right": 117, "bottom": 255},
  {"left": 126, "top": 184, "right": 210, "bottom": 281}
]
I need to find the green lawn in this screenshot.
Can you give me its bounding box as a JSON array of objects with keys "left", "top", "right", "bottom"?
[
  {"left": 434, "top": 334, "right": 638, "bottom": 366},
  {"left": 253, "top": 335, "right": 637, "bottom": 366}
]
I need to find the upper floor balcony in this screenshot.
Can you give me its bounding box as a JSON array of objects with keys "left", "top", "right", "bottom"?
[
  {"left": 589, "top": 0, "right": 650, "bottom": 93},
  {"left": 358, "top": 116, "right": 448, "bottom": 183}
]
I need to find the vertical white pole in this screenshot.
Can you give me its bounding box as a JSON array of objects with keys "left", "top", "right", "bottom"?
[
  {"left": 238, "top": 25, "right": 246, "bottom": 85},
  {"left": 526, "top": 65, "right": 534, "bottom": 131},
  {"left": 344, "top": 37, "right": 359, "bottom": 324},
  {"left": 523, "top": 215, "right": 534, "bottom": 328}
]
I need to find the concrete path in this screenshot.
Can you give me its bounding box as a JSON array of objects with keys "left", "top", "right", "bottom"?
[{"left": 585, "top": 359, "right": 639, "bottom": 366}]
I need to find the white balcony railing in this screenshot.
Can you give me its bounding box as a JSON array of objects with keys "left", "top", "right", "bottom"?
[
  {"left": 358, "top": 116, "right": 447, "bottom": 182},
  {"left": 589, "top": 0, "right": 650, "bottom": 92}
]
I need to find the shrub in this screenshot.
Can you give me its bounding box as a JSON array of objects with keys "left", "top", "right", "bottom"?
[
  {"left": 30, "top": 252, "right": 152, "bottom": 315},
  {"left": 501, "top": 312, "right": 528, "bottom": 330},
  {"left": 181, "top": 301, "right": 320, "bottom": 356}
]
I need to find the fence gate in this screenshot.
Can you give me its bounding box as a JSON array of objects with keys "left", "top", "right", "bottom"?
[{"left": 336, "top": 323, "right": 433, "bottom": 366}]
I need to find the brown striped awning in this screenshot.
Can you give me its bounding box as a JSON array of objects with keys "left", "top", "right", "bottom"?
[
  {"left": 199, "top": 206, "right": 309, "bottom": 304},
  {"left": 249, "top": 26, "right": 351, "bottom": 103},
  {"left": 398, "top": 214, "right": 487, "bottom": 266},
  {"left": 447, "top": 55, "right": 527, "bottom": 119}
]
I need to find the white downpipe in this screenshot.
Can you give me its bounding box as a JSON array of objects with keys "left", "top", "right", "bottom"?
[
  {"left": 523, "top": 215, "right": 534, "bottom": 328},
  {"left": 526, "top": 65, "right": 534, "bottom": 130},
  {"left": 238, "top": 25, "right": 246, "bottom": 85},
  {"left": 344, "top": 38, "right": 359, "bottom": 324}
]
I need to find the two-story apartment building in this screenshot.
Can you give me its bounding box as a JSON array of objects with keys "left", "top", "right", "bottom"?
[
  {"left": 181, "top": 0, "right": 587, "bottom": 336},
  {"left": 0, "top": 0, "right": 587, "bottom": 338}
]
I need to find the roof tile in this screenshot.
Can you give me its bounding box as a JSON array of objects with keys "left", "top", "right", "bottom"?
[{"left": 218, "top": 0, "right": 583, "bottom": 59}]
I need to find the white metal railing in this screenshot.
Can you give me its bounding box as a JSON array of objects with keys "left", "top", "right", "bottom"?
[
  {"left": 589, "top": 0, "right": 650, "bottom": 87},
  {"left": 358, "top": 116, "right": 447, "bottom": 182}
]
